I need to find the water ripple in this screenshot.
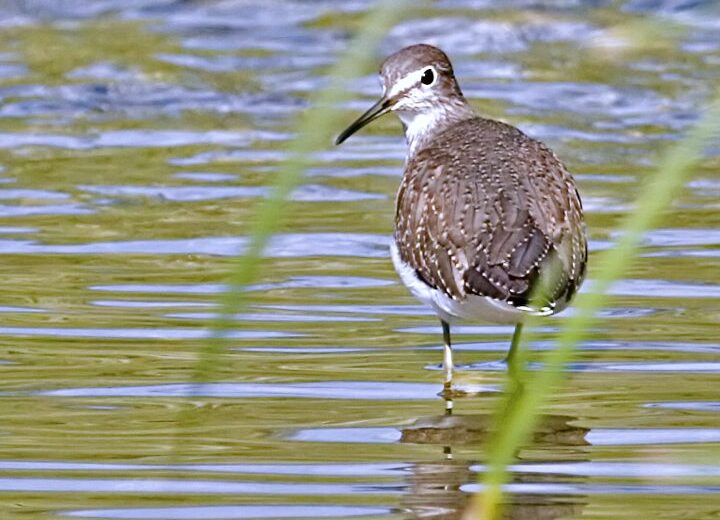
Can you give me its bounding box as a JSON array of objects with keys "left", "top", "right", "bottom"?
[
  {"left": 646, "top": 402, "right": 720, "bottom": 413},
  {"left": 0, "top": 460, "right": 404, "bottom": 477},
  {"left": 80, "top": 184, "right": 383, "bottom": 202},
  {"left": 0, "top": 130, "right": 283, "bottom": 150},
  {"left": 0, "top": 327, "right": 297, "bottom": 340},
  {"left": 290, "top": 426, "right": 720, "bottom": 447},
  {"left": 0, "top": 233, "right": 391, "bottom": 257},
  {"left": 63, "top": 504, "right": 392, "bottom": 519},
  {"left": 0, "top": 203, "right": 92, "bottom": 217},
  {"left": 387, "top": 18, "right": 600, "bottom": 54},
  {"left": 0, "top": 477, "right": 400, "bottom": 495},
  {"left": 38, "top": 381, "right": 442, "bottom": 400},
  {"left": 91, "top": 275, "right": 393, "bottom": 295}
]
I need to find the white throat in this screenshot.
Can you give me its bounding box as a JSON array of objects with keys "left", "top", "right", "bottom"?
[{"left": 397, "top": 107, "right": 447, "bottom": 155}]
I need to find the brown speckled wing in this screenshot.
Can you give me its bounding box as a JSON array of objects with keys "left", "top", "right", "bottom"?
[{"left": 394, "top": 117, "right": 587, "bottom": 312}]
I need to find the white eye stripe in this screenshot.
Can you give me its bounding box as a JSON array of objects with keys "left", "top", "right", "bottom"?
[
  {"left": 386, "top": 66, "right": 437, "bottom": 99},
  {"left": 387, "top": 71, "right": 420, "bottom": 99}
]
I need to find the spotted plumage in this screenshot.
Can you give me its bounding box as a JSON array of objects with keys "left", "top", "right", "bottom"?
[
  {"left": 336, "top": 44, "right": 588, "bottom": 391},
  {"left": 396, "top": 116, "right": 586, "bottom": 315}
]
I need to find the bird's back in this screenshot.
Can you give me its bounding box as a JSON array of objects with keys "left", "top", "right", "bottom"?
[{"left": 394, "top": 116, "right": 587, "bottom": 314}]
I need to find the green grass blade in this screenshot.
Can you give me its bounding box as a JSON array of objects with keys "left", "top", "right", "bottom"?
[
  {"left": 473, "top": 92, "right": 720, "bottom": 520},
  {"left": 191, "top": 0, "right": 415, "bottom": 384},
  {"left": 170, "top": 0, "right": 418, "bottom": 458}
]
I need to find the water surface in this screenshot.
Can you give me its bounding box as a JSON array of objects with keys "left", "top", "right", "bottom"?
[{"left": 0, "top": 1, "right": 719, "bottom": 519}]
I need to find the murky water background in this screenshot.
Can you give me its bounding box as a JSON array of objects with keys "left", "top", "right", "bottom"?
[{"left": 0, "top": 1, "right": 719, "bottom": 519}]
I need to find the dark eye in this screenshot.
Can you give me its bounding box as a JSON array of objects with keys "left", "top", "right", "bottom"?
[{"left": 420, "top": 67, "right": 435, "bottom": 86}]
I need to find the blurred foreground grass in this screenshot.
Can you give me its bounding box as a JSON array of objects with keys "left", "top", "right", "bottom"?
[
  {"left": 191, "top": 0, "right": 414, "bottom": 384},
  {"left": 172, "top": 0, "right": 415, "bottom": 460},
  {"left": 472, "top": 92, "right": 720, "bottom": 519}
]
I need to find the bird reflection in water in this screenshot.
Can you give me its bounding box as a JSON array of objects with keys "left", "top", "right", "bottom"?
[{"left": 399, "top": 388, "right": 589, "bottom": 519}]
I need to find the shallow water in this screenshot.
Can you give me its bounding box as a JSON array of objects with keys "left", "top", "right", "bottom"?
[{"left": 0, "top": 1, "right": 719, "bottom": 519}]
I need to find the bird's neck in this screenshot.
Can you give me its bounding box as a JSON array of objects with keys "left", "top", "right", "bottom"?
[{"left": 397, "top": 99, "right": 475, "bottom": 155}]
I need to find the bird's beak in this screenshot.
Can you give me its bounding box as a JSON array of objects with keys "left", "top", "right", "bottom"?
[{"left": 335, "top": 96, "right": 392, "bottom": 145}]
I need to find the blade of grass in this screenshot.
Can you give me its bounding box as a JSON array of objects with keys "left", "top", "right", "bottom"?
[
  {"left": 171, "top": 0, "right": 418, "bottom": 459},
  {"left": 191, "top": 0, "right": 416, "bottom": 384},
  {"left": 472, "top": 92, "right": 720, "bottom": 520}
]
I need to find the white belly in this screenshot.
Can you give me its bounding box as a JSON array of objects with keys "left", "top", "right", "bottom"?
[{"left": 390, "top": 242, "right": 534, "bottom": 325}]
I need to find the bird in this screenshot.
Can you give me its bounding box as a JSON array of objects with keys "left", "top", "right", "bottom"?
[{"left": 335, "top": 44, "right": 587, "bottom": 393}]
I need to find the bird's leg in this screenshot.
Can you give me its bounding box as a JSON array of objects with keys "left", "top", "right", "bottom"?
[
  {"left": 444, "top": 395, "right": 453, "bottom": 416},
  {"left": 441, "top": 320, "right": 454, "bottom": 395},
  {"left": 505, "top": 321, "right": 524, "bottom": 375}
]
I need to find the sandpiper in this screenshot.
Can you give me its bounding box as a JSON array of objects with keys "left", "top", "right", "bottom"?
[{"left": 336, "top": 44, "right": 587, "bottom": 391}]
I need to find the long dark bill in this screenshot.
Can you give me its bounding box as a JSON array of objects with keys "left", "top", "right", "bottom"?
[{"left": 335, "top": 97, "right": 392, "bottom": 146}]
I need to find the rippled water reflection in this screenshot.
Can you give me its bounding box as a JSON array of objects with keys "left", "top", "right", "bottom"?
[{"left": 0, "top": 1, "right": 719, "bottom": 519}]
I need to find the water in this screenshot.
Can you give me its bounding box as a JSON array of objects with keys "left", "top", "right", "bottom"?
[{"left": 0, "top": 1, "right": 719, "bottom": 519}]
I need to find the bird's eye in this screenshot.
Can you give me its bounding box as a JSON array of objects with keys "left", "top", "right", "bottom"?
[{"left": 420, "top": 67, "right": 435, "bottom": 86}]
